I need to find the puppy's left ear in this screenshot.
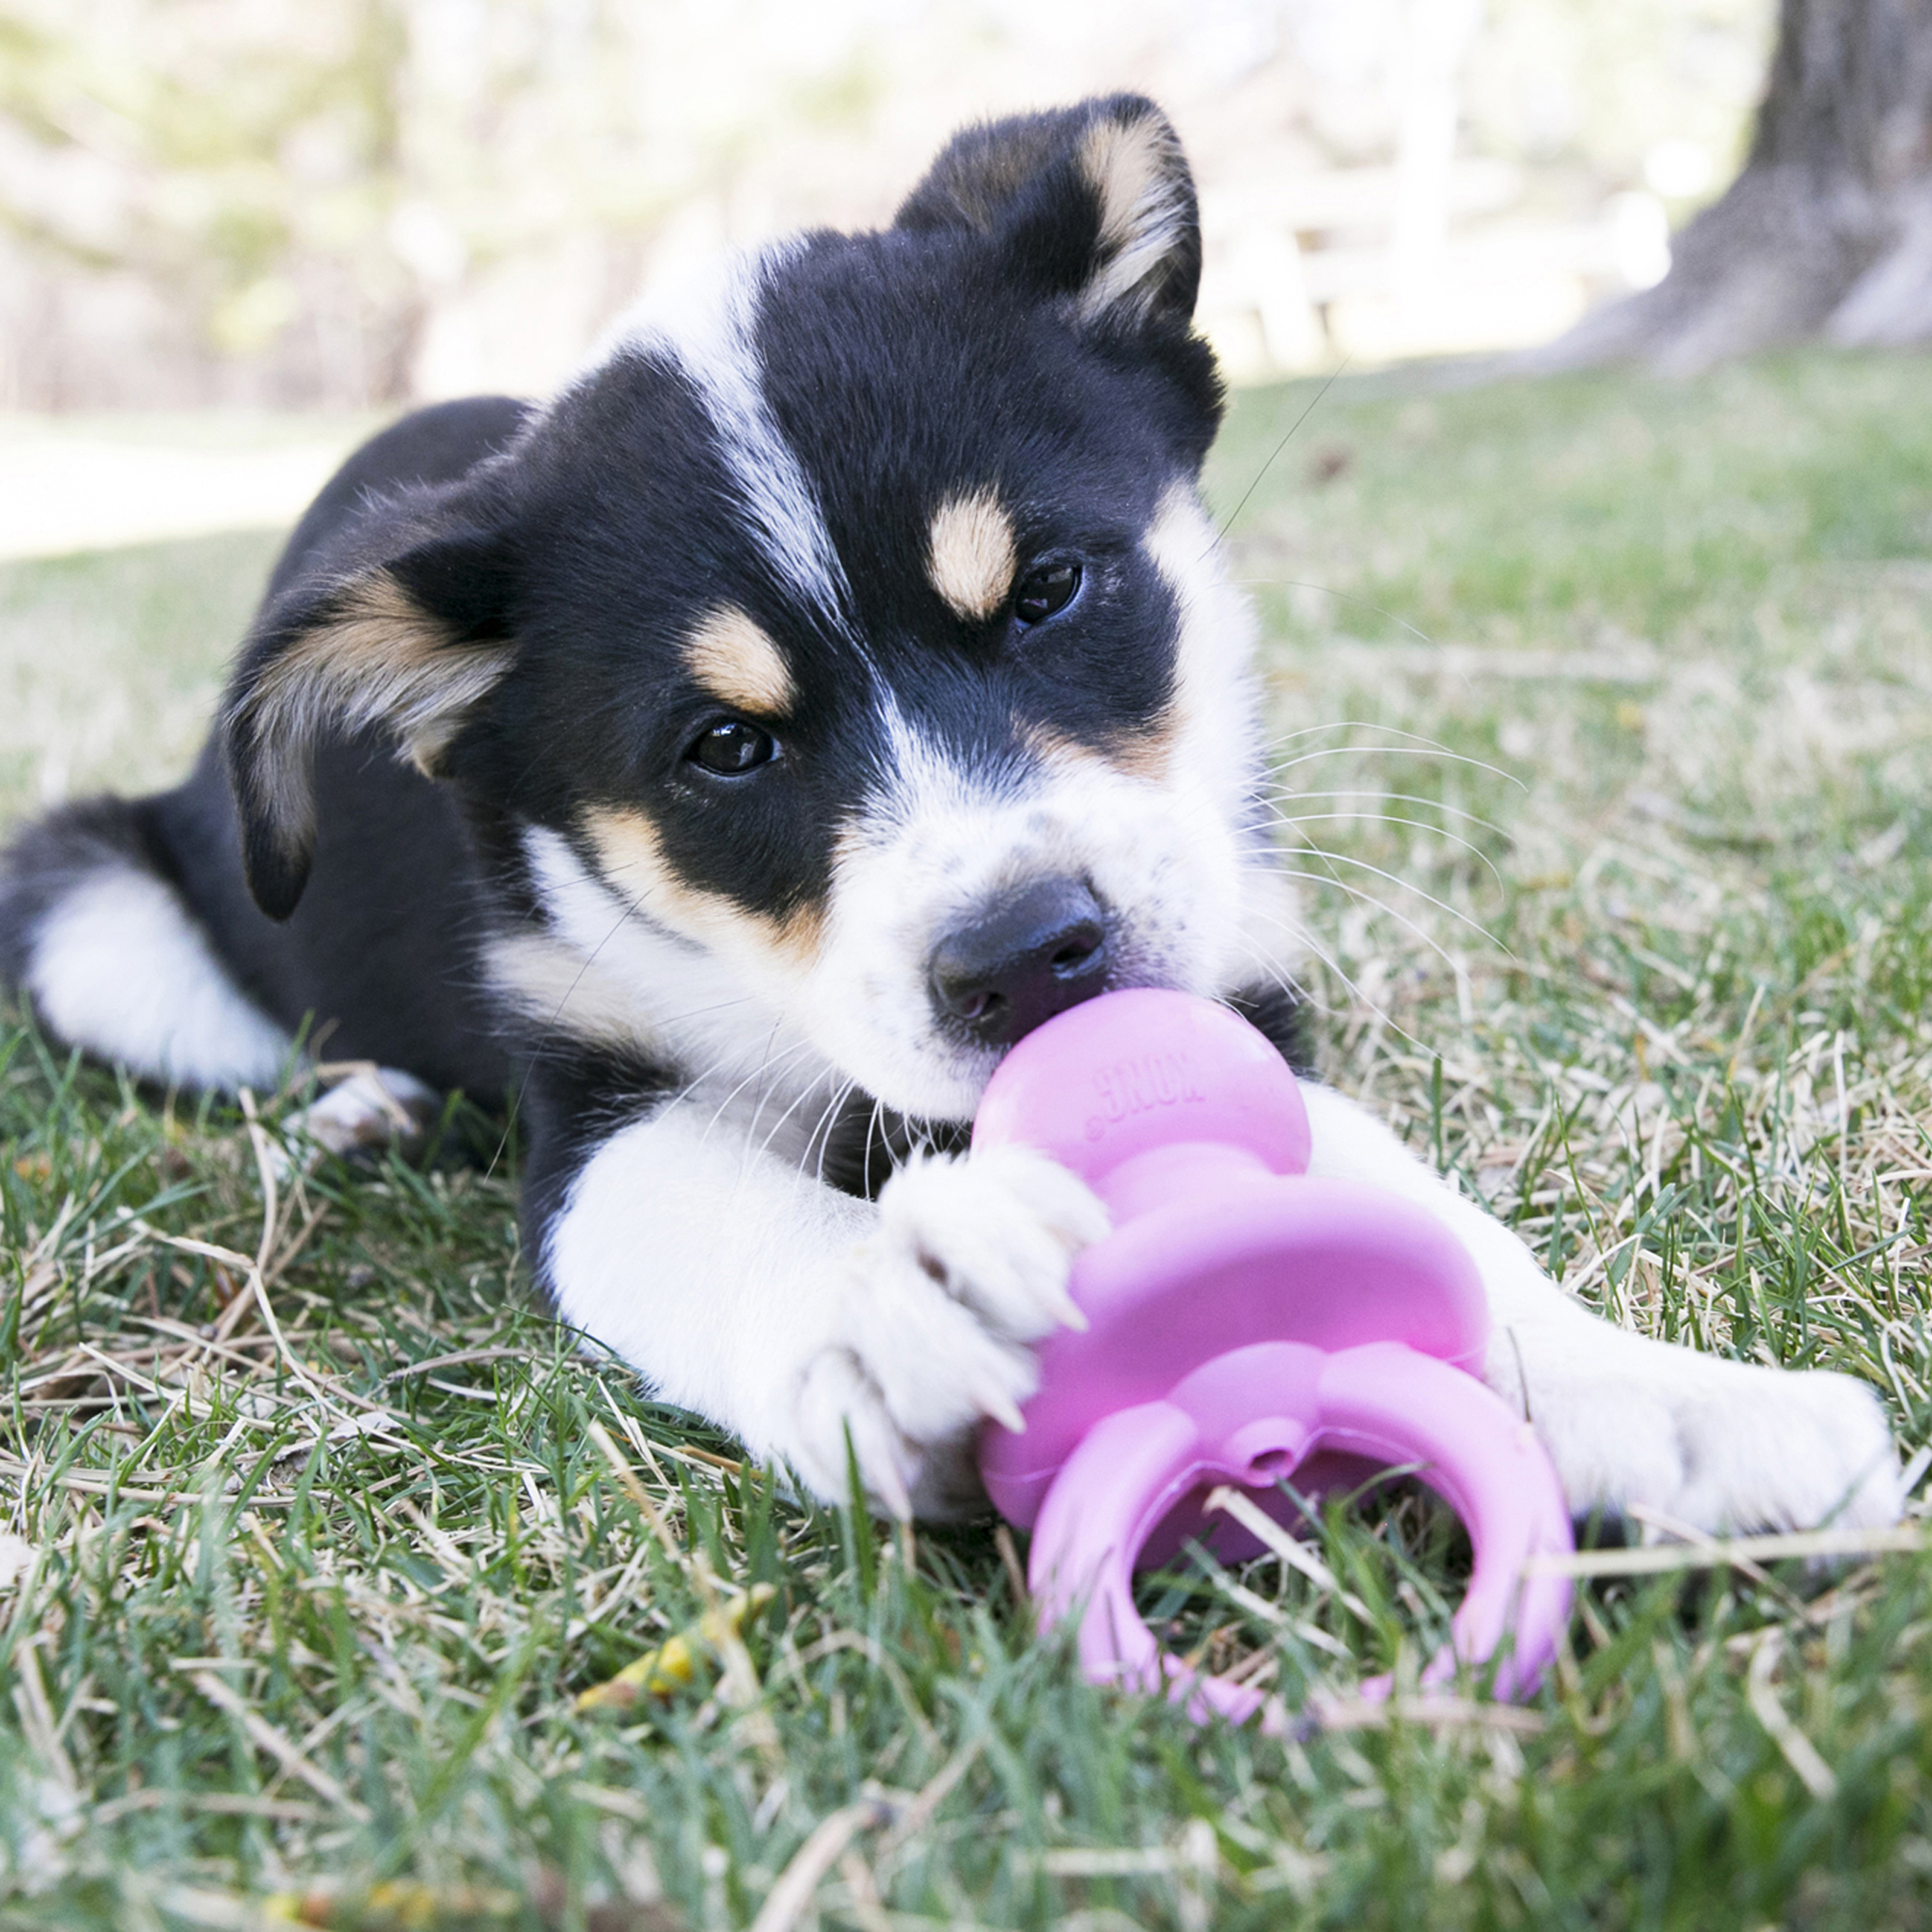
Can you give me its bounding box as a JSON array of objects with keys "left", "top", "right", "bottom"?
[
  {"left": 896, "top": 95, "right": 1202, "bottom": 334},
  {"left": 222, "top": 486, "right": 520, "bottom": 921}
]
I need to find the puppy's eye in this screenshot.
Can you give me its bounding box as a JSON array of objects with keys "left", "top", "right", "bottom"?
[
  {"left": 1014, "top": 561, "right": 1081, "bottom": 625},
  {"left": 687, "top": 720, "right": 778, "bottom": 775}
]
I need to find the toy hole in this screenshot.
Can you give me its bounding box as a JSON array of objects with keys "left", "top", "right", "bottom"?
[
  {"left": 1247, "top": 1448, "right": 1295, "bottom": 1477},
  {"left": 1132, "top": 1471, "right": 1475, "bottom": 1706}
]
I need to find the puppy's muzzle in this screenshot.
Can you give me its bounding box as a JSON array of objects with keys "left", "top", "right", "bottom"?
[{"left": 927, "top": 876, "right": 1110, "bottom": 1049}]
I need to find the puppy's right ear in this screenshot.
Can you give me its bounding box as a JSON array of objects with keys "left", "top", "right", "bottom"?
[
  {"left": 895, "top": 95, "right": 1202, "bottom": 335},
  {"left": 222, "top": 488, "right": 519, "bottom": 921}
]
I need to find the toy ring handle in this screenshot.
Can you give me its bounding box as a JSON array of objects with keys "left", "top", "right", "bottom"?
[{"left": 1026, "top": 1341, "right": 1574, "bottom": 1723}]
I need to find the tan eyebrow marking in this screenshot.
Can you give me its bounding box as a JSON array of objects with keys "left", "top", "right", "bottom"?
[
  {"left": 681, "top": 605, "right": 795, "bottom": 715},
  {"left": 927, "top": 489, "right": 1018, "bottom": 622}
]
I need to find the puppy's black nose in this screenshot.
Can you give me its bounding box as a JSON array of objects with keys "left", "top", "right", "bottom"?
[{"left": 928, "top": 878, "right": 1110, "bottom": 1048}]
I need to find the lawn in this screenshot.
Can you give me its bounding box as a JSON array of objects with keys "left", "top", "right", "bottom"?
[{"left": 5, "top": 348, "right": 1932, "bottom": 1929}]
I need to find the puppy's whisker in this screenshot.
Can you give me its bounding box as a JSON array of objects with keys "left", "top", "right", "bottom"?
[
  {"left": 673, "top": 1028, "right": 811, "bottom": 1142},
  {"left": 492, "top": 871, "right": 768, "bottom": 1178},
  {"left": 663, "top": 1027, "right": 801, "bottom": 1107},
  {"left": 1238, "top": 900, "right": 1391, "bottom": 1012},
  {"left": 1235, "top": 903, "right": 1435, "bottom": 1058},
  {"left": 750, "top": 1019, "right": 791, "bottom": 1135},
  {"left": 810, "top": 1079, "right": 860, "bottom": 1189},
  {"left": 1249, "top": 867, "right": 1486, "bottom": 1023},
  {"left": 1255, "top": 856, "right": 1475, "bottom": 972},
  {"left": 485, "top": 885, "right": 687, "bottom": 1179},
  {"left": 749, "top": 1064, "right": 849, "bottom": 1170},
  {"left": 1259, "top": 809, "right": 1507, "bottom": 889},
  {"left": 522, "top": 884, "right": 704, "bottom": 1061},
  {"left": 694, "top": 1032, "right": 820, "bottom": 1150},
  {"left": 863, "top": 1093, "right": 889, "bottom": 1200},
  {"left": 1210, "top": 361, "right": 1347, "bottom": 543},
  {"left": 1258, "top": 715, "right": 1513, "bottom": 761},
  {"left": 1260, "top": 786, "right": 1510, "bottom": 840},
  {"left": 1235, "top": 574, "right": 1446, "bottom": 653},
  {"left": 1266, "top": 736, "right": 1524, "bottom": 793},
  {"left": 1266, "top": 841, "right": 1508, "bottom": 956}
]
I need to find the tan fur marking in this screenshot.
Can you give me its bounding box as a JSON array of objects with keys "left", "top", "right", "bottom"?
[
  {"left": 1082, "top": 118, "right": 1166, "bottom": 250},
  {"left": 583, "top": 806, "right": 824, "bottom": 967},
  {"left": 927, "top": 490, "right": 1018, "bottom": 622},
  {"left": 683, "top": 606, "right": 795, "bottom": 716},
  {"left": 1077, "top": 115, "right": 1189, "bottom": 323}
]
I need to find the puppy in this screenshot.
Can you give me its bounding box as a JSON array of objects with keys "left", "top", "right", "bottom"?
[{"left": 0, "top": 96, "right": 1901, "bottom": 1529}]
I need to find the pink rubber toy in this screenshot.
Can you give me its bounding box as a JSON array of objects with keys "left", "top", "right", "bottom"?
[{"left": 972, "top": 988, "right": 1574, "bottom": 1723}]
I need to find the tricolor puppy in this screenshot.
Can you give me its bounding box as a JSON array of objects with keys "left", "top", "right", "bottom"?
[{"left": 0, "top": 98, "right": 1902, "bottom": 1528}]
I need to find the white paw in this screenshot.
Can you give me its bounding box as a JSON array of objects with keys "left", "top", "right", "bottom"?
[
  {"left": 284, "top": 1065, "right": 440, "bottom": 1163},
  {"left": 1495, "top": 1323, "right": 1902, "bottom": 1533},
  {"left": 785, "top": 1144, "right": 1108, "bottom": 1518}
]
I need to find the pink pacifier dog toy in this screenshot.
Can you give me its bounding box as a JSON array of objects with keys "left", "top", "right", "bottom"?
[{"left": 972, "top": 988, "right": 1574, "bottom": 1723}]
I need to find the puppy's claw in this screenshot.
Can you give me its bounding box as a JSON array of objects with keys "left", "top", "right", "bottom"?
[{"left": 973, "top": 1379, "right": 1027, "bottom": 1435}]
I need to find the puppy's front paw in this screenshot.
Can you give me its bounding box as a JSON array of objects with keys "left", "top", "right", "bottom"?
[
  {"left": 1502, "top": 1326, "right": 1903, "bottom": 1535},
  {"left": 787, "top": 1144, "right": 1108, "bottom": 1517}
]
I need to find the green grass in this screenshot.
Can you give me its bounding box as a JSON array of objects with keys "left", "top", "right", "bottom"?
[
  {"left": 6, "top": 348, "right": 1932, "bottom": 1928},
  {"left": 0, "top": 531, "right": 284, "bottom": 825}
]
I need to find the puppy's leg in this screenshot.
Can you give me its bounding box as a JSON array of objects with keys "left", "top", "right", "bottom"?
[
  {"left": 537, "top": 1095, "right": 1106, "bottom": 1517},
  {"left": 1298, "top": 1084, "right": 1902, "bottom": 1533}
]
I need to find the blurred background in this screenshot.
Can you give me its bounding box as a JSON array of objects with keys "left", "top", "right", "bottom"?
[{"left": 0, "top": 0, "right": 1771, "bottom": 554}]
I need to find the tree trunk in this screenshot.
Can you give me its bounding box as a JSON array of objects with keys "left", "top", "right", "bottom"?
[{"left": 1544, "top": 0, "right": 1932, "bottom": 372}]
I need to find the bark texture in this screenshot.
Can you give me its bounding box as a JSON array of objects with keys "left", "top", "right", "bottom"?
[{"left": 1546, "top": 0, "right": 1932, "bottom": 372}]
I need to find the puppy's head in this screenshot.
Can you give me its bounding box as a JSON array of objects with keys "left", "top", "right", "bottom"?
[{"left": 223, "top": 95, "right": 1289, "bottom": 1119}]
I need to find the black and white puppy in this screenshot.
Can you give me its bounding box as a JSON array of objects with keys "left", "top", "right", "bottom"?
[{"left": 0, "top": 97, "right": 1902, "bottom": 1528}]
